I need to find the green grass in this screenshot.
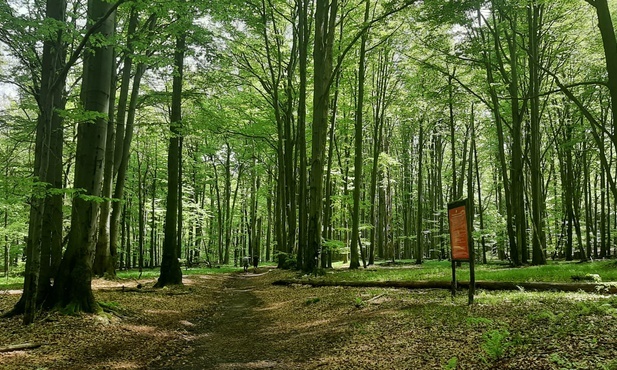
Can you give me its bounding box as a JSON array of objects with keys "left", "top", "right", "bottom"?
[
  {"left": 2, "top": 259, "right": 615, "bottom": 291},
  {"left": 322, "top": 259, "right": 617, "bottom": 283},
  {"left": 0, "top": 275, "right": 24, "bottom": 290},
  {"left": 0, "top": 262, "right": 270, "bottom": 290}
]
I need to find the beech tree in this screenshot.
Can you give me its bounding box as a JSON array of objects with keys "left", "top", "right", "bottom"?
[{"left": 52, "top": 0, "right": 116, "bottom": 313}]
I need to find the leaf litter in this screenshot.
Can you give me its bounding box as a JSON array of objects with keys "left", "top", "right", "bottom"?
[{"left": 1, "top": 268, "right": 616, "bottom": 369}]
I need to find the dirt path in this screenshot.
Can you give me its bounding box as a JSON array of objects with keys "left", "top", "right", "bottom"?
[{"left": 152, "top": 271, "right": 305, "bottom": 369}]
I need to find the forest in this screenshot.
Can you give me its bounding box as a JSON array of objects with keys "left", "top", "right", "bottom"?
[{"left": 0, "top": 0, "right": 616, "bottom": 348}]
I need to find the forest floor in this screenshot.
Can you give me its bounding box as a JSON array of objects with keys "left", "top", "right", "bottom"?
[{"left": 2, "top": 266, "right": 617, "bottom": 369}]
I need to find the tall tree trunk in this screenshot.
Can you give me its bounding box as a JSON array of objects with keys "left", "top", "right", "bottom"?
[
  {"left": 297, "top": 0, "right": 309, "bottom": 270},
  {"left": 350, "top": 0, "right": 370, "bottom": 270},
  {"left": 448, "top": 72, "right": 457, "bottom": 201},
  {"left": 93, "top": 48, "right": 117, "bottom": 278},
  {"left": 477, "top": 6, "right": 517, "bottom": 264},
  {"left": 155, "top": 25, "right": 185, "bottom": 288},
  {"left": 52, "top": 0, "right": 115, "bottom": 313},
  {"left": 505, "top": 13, "right": 527, "bottom": 265},
  {"left": 589, "top": 0, "right": 617, "bottom": 153},
  {"left": 528, "top": 2, "right": 546, "bottom": 265},
  {"left": 307, "top": 0, "right": 337, "bottom": 272},
  {"left": 14, "top": 0, "right": 67, "bottom": 324},
  {"left": 415, "top": 120, "right": 424, "bottom": 264}
]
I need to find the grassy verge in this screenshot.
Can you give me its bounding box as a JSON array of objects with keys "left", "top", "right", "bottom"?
[
  {"left": 0, "top": 262, "right": 276, "bottom": 290},
  {"left": 323, "top": 259, "right": 617, "bottom": 283},
  {"left": 2, "top": 259, "right": 615, "bottom": 291}
]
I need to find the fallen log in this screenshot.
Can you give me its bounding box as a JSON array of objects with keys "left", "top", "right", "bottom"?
[
  {"left": 0, "top": 343, "right": 41, "bottom": 353},
  {"left": 272, "top": 279, "right": 617, "bottom": 294}
]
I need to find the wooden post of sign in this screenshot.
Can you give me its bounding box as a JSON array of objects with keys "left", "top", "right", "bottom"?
[
  {"left": 451, "top": 259, "right": 456, "bottom": 297},
  {"left": 467, "top": 203, "right": 475, "bottom": 305},
  {"left": 448, "top": 199, "right": 475, "bottom": 304}
]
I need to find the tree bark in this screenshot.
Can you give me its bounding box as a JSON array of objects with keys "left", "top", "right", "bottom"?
[
  {"left": 528, "top": 2, "right": 546, "bottom": 265},
  {"left": 415, "top": 121, "right": 424, "bottom": 264},
  {"left": 155, "top": 24, "right": 185, "bottom": 288},
  {"left": 52, "top": 0, "right": 115, "bottom": 313},
  {"left": 306, "top": 0, "right": 337, "bottom": 272},
  {"left": 349, "top": 0, "right": 370, "bottom": 270}
]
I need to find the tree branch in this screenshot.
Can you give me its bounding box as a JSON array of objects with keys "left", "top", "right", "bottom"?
[{"left": 52, "top": 0, "right": 127, "bottom": 92}]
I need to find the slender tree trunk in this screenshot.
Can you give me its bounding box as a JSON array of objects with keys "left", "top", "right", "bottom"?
[
  {"left": 448, "top": 72, "right": 457, "bottom": 201},
  {"left": 528, "top": 2, "right": 546, "bottom": 265},
  {"left": 307, "top": 0, "right": 337, "bottom": 272},
  {"left": 150, "top": 141, "right": 158, "bottom": 268},
  {"left": 349, "top": 0, "right": 370, "bottom": 270},
  {"left": 155, "top": 24, "right": 185, "bottom": 287},
  {"left": 415, "top": 121, "right": 424, "bottom": 264},
  {"left": 297, "top": 0, "right": 309, "bottom": 270},
  {"left": 177, "top": 135, "right": 184, "bottom": 260},
  {"left": 93, "top": 48, "right": 117, "bottom": 278}
]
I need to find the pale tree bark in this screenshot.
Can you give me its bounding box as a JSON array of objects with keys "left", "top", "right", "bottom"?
[
  {"left": 94, "top": 6, "right": 139, "bottom": 277},
  {"left": 52, "top": 0, "right": 115, "bottom": 313}
]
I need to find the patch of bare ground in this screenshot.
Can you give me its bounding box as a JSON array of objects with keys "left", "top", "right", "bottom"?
[{"left": 2, "top": 268, "right": 617, "bottom": 369}]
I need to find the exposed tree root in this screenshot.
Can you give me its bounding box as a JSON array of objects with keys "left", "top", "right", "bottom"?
[{"left": 0, "top": 343, "right": 42, "bottom": 353}]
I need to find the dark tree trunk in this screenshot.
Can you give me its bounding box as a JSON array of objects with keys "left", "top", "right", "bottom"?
[
  {"left": 528, "top": 2, "right": 546, "bottom": 265},
  {"left": 306, "top": 0, "right": 337, "bottom": 272},
  {"left": 415, "top": 121, "right": 424, "bottom": 264},
  {"left": 155, "top": 25, "right": 185, "bottom": 288},
  {"left": 350, "top": 0, "right": 370, "bottom": 270},
  {"left": 52, "top": 0, "right": 115, "bottom": 313}
]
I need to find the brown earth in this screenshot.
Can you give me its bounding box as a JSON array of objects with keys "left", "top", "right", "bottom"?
[{"left": 1, "top": 268, "right": 617, "bottom": 369}]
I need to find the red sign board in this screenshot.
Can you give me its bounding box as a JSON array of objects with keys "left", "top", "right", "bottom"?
[{"left": 448, "top": 203, "right": 469, "bottom": 261}]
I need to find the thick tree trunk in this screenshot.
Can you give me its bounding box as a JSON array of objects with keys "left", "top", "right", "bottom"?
[
  {"left": 13, "top": 0, "right": 67, "bottom": 324},
  {"left": 52, "top": 0, "right": 115, "bottom": 313}
]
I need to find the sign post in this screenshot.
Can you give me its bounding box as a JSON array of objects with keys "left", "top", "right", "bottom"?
[{"left": 448, "top": 198, "right": 475, "bottom": 304}]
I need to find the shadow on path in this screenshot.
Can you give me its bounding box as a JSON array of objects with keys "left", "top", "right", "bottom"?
[{"left": 152, "top": 272, "right": 281, "bottom": 369}]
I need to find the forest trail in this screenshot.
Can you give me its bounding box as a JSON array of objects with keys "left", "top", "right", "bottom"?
[{"left": 151, "top": 270, "right": 314, "bottom": 369}]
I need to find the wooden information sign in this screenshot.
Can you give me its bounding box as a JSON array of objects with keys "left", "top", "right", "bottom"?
[
  {"left": 448, "top": 202, "right": 470, "bottom": 261},
  {"left": 447, "top": 199, "right": 475, "bottom": 304}
]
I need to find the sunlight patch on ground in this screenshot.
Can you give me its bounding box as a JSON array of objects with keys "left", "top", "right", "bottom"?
[
  {"left": 216, "top": 360, "right": 280, "bottom": 369},
  {"left": 255, "top": 300, "right": 294, "bottom": 311},
  {"left": 143, "top": 309, "right": 181, "bottom": 315},
  {"left": 91, "top": 278, "right": 156, "bottom": 289},
  {"left": 294, "top": 318, "right": 332, "bottom": 330},
  {"left": 121, "top": 323, "right": 164, "bottom": 334},
  {"left": 103, "top": 360, "right": 141, "bottom": 369}
]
